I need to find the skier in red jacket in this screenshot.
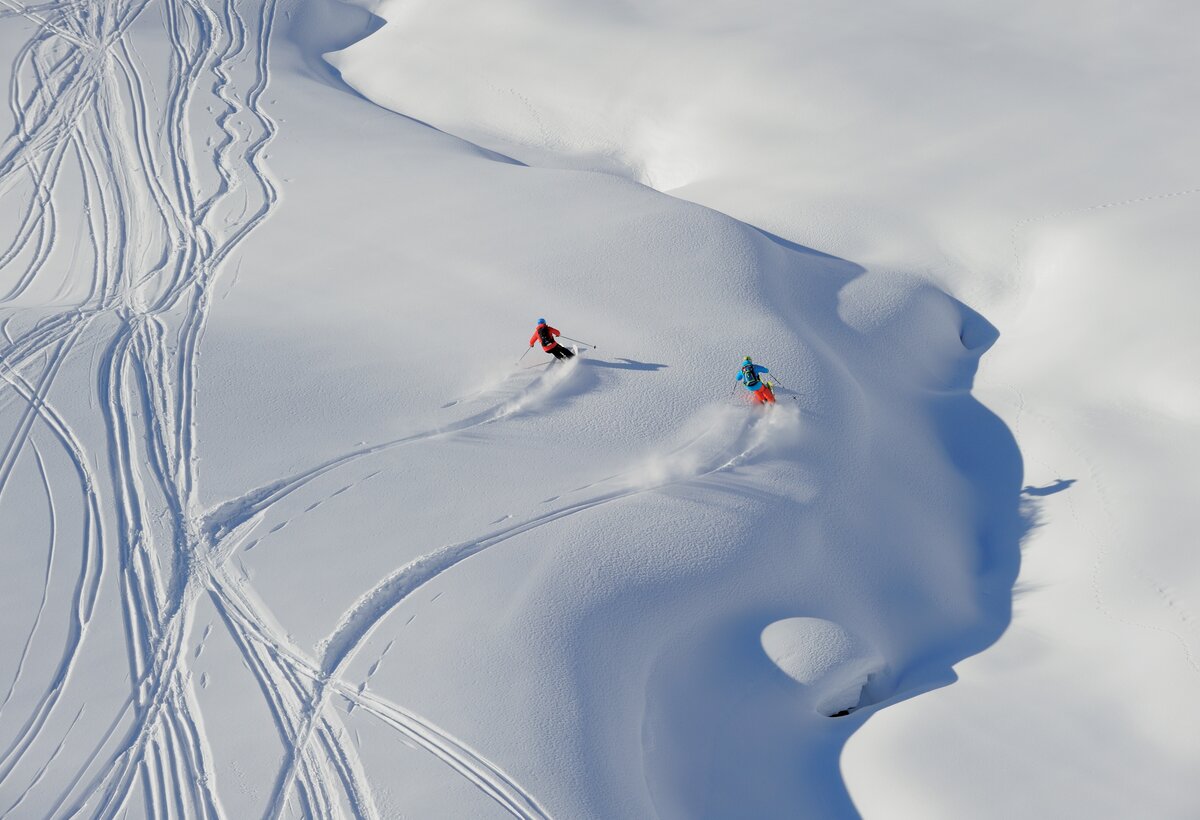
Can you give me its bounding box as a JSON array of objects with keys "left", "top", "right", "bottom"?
[{"left": 529, "top": 318, "right": 575, "bottom": 360}]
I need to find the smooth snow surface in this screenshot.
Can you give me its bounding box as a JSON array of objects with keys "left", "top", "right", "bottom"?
[{"left": 0, "top": 0, "right": 1196, "bottom": 818}]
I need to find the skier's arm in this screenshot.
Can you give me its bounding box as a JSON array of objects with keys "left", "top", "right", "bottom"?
[
  {"left": 736, "top": 372, "right": 745, "bottom": 383},
  {"left": 547, "top": 326, "right": 561, "bottom": 337},
  {"left": 529, "top": 331, "right": 539, "bottom": 346},
  {"left": 756, "top": 366, "right": 769, "bottom": 375}
]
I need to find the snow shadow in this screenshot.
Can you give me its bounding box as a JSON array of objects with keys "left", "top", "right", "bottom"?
[
  {"left": 948, "top": 295, "right": 1002, "bottom": 388},
  {"left": 645, "top": 612, "right": 884, "bottom": 819},
  {"left": 583, "top": 357, "right": 667, "bottom": 371},
  {"left": 283, "top": 0, "right": 385, "bottom": 97},
  {"left": 679, "top": 230, "right": 1032, "bottom": 818},
  {"left": 1023, "top": 478, "right": 1075, "bottom": 497}
]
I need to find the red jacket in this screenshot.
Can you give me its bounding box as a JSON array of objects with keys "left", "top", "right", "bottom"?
[{"left": 530, "top": 325, "right": 562, "bottom": 351}]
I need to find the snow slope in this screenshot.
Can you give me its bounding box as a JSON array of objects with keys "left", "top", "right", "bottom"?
[
  {"left": 0, "top": 0, "right": 1194, "bottom": 819},
  {"left": 332, "top": 0, "right": 1200, "bottom": 816}
]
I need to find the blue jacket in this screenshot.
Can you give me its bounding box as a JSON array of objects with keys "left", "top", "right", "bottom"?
[{"left": 736, "top": 364, "right": 769, "bottom": 390}]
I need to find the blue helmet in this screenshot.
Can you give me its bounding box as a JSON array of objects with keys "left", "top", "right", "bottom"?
[{"left": 537, "top": 318, "right": 546, "bottom": 325}]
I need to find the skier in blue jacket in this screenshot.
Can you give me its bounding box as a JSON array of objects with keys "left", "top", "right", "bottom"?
[{"left": 736, "top": 356, "right": 775, "bottom": 404}]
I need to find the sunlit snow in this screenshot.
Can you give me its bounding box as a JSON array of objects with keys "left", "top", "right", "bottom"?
[{"left": 0, "top": 0, "right": 1196, "bottom": 817}]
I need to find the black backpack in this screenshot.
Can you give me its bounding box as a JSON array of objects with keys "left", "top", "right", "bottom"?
[
  {"left": 741, "top": 361, "right": 760, "bottom": 388},
  {"left": 537, "top": 325, "right": 555, "bottom": 348}
]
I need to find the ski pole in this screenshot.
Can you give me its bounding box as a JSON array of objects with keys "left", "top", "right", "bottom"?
[
  {"left": 516, "top": 346, "right": 533, "bottom": 366},
  {"left": 559, "top": 335, "right": 597, "bottom": 349}
]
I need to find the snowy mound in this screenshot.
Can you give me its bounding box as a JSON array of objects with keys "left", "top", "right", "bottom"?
[
  {"left": 761, "top": 617, "right": 883, "bottom": 716},
  {"left": 330, "top": 0, "right": 1199, "bottom": 279}
]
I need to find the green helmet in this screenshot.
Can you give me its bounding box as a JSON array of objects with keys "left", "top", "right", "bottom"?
[{"left": 743, "top": 356, "right": 752, "bottom": 363}]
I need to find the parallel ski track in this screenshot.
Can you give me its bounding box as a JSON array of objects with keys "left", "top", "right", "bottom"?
[
  {"left": 0, "top": 2, "right": 558, "bottom": 814},
  {"left": 0, "top": 0, "right": 781, "bottom": 816},
  {"left": 266, "top": 409, "right": 772, "bottom": 820},
  {"left": 0, "top": 0, "right": 291, "bottom": 815}
]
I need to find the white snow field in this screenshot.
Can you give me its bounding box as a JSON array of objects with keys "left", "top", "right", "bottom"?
[{"left": 0, "top": 0, "right": 1195, "bottom": 818}]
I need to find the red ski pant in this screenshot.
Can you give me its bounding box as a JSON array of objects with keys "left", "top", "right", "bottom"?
[{"left": 751, "top": 384, "right": 775, "bottom": 404}]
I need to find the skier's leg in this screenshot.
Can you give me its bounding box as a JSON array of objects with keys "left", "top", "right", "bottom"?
[
  {"left": 558, "top": 344, "right": 575, "bottom": 359},
  {"left": 762, "top": 384, "right": 776, "bottom": 403}
]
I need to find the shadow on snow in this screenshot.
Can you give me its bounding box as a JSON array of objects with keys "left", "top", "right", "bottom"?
[{"left": 646, "top": 228, "right": 1040, "bottom": 818}]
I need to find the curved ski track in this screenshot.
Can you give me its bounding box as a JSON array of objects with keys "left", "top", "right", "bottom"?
[{"left": 0, "top": 2, "right": 782, "bottom": 817}]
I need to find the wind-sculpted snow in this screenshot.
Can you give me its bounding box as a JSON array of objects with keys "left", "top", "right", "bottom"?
[{"left": 0, "top": 0, "right": 1040, "bottom": 817}]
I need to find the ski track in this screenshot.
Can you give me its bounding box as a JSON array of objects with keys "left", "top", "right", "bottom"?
[
  {"left": 0, "top": 1, "right": 789, "bottom": 817},
  {"left": 0, "top": 439, "right": 57, "bottom": 722}
]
